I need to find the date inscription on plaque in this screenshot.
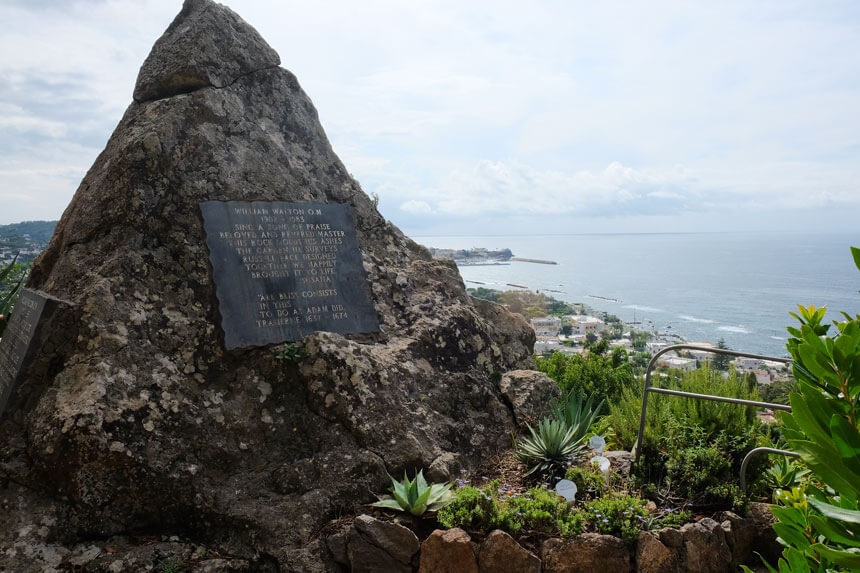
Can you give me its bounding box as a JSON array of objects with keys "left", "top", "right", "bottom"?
[{"left": 201, "top": 201, "right": 379, "bottom": 349}]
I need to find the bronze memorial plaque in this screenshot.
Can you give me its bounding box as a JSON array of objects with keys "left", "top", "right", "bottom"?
[
  {"left": 0, "top": 288, "right": 48, "bottom": 417},
  {"left": 200, "top": 201, "right": 379, "bottom": 349}
]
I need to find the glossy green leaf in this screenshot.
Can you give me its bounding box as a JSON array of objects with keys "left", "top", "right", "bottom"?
[
  {"left": 783, "top": 547, "right": 812, "bottom": 573},
  {"left": 772, "top": 505, "right": 808, "bottom": 528},
  {"left": 809, "top": 515, "right": 860, "bottom": 547},
  {"left": 851, "top": 246, "right": 860, "bottom": 272},
  {"left": 809, "top": 498, "right": 860, "bottom": 525},
  {"left": 371, "top": 498, "right": 405, "bottom": 511},
  {"left": 789, "top": 394, "right": 832, "bottom": 447},
  {"left": 774, "top": 522, "right": 811, "bottom": 551},
  {"left": 811, "top": 543, "right": 860, "bottom": 569},
  {"left": 792, "top": 441, "right": 860, "bottom": 502},
  {"left": 830, "top": 417, "right": 860, "bottom": 478}
]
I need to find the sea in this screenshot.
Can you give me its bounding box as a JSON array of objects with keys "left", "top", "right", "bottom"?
[{"left": 414, "top": 232, "right": 860, "bottom": 359}]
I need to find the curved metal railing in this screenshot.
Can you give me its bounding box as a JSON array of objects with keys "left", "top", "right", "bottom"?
[{"left": 633, "top": 344, "right": 795, "bottom": 487}]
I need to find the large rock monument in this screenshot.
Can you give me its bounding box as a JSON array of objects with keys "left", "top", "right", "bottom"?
[{"left": 0, "top": 0, "right": 555, "bottom": 570}]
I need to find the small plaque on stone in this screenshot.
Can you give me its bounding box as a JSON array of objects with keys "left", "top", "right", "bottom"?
[
  {"left": 0, "top": 288, "right": 48, "bottom": 417},
  {"left": 201, "top": 201, "right": 379, "bottom": 349}
]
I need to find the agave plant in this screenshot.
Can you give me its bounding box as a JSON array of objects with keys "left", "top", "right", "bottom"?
[
  {"left": 764, "top": 455, "right": 809, "bottom": 496},
  {"left": 516, "top": 418, "right": 587, "bottom": 477},
  {"left": 552, "top": 392, "right": 605, "bottom": 435},
  {"left": 516, "top": 392, "right": 605, "bottom": 477},
  {"left": 371, "top": 470, "right": 454, "bottom": 516}
]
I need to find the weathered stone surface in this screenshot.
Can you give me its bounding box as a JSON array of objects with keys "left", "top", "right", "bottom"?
[
  {"left": 680, "top": 518, "right": 732, "bottom": 573},
  {"left": 478, "top": 529, "right": 540, "bottom": 573},
  {"left": 602, "top": 450, "right": 633, "bottom": 477},
  {"left": 658, "top": 527, "right": 684, "bottom": 551},
  {"left": 133, "top": 0, "right": 280, "bottom": 102},
  {"left": 498, "top": 370, "right": 558, "bottom": 426},
  {"left": 0, "top": 0, "right": 541, "bottom": 570},
  {"left": 419, "top": 528, "right": 478, "bottom": 573},
  {"left": 542, "top": 533, "right": 632, "bottom": 573},
  {"left": 351, "top": 514, "right": 420, "bottom": 566},
  {"left": 717, "top": 510, "right": 755, "bottom": 567},
  {"left": 636, "top": 531, "right": 678, "bottom": 573},
  {"left": 748, "top": 502, "right": 783, "bottom": 565}
]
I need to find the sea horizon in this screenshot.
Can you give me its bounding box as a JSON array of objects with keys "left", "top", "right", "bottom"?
[{"left": 417, "top": 230, "right": 860, "bottom": 358}]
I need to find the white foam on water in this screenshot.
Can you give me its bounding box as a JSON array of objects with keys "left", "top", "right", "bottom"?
[
  {"left": 622, "top": 304, "right": 664, "bottom": 313},
  {"left": 718, "top": 325, "right": 751, "bottom": 334},
  {"left": 678, "top": 314, "right": 715, "bottom": 324},
  {"left": 770, "top": 336, "right": 785, "bottom": 341}
]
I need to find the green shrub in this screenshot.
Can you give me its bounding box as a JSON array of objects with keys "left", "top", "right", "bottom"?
[
  {"left": 438, "top": 482, "right": 583, "bottom": 538},
  {"left": 607, "top": 363, "right": 766, "bottom": 507},
  {"left": 582, "top": 495, "right": 649, "bottom": 544},
  {"left": 564, "top": 465, "right": 606, "bottom": 500},
  {"left": 535, "top": 350, "right": 635, "bottom": 402}
]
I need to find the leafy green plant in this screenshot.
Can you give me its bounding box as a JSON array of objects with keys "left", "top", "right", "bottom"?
[
  {"left": 609, "top": 362, "right": 767, "bottom": 507},
  {"left": 515, "top": 418, "right": 586, "bottom": 478},
  {"left": 564, "top": 465, "right": 606, "bottom": 500},
  {"left": 371, "top": 470, "right": 454, "bottom": 517},
  {"left": 535, "top": 350, "right": 635, "bottom": 402},
  {"left": 749, "top": 247, "right": 860, "bottom": 572},
  {"left": 515, "top": 392, "right": 604, "bottom": 478},
  {"left": 583, "top": 495, "right": 650, "bottom": 544},
  {"left": 437, "top": 482, "right": 583, "bottom": 537},
  {"left": 275, "top": 342, "right": 309, "bottom": 362},
  {"left": 764, "top": 456, "right": 809, "bottom": 498},
  {"left": 552, "top": 391, "right": 605, "bottom": 436}
]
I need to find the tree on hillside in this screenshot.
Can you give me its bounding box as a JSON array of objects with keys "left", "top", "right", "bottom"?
[
  {"left": 536, "top": 349, "right": 635, "bottom": 402},
  {"left": 632, "top": 331, "right": 648, "bottom": 351},
  {"left": 713, "top": 338, "right": 731, "bottom": 371}
]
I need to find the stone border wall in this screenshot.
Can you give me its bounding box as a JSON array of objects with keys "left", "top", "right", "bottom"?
[{"left": 328, "top": 503, "right": 781, "bottom": 573}]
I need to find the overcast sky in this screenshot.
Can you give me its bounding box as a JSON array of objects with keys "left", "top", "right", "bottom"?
[{"left": 1, "top": 0, "right": 859, "bottom": 235}]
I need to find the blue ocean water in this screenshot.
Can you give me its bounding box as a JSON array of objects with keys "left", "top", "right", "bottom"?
[{"left": 416, "top": 232, "right": 860, "bottom": 358}]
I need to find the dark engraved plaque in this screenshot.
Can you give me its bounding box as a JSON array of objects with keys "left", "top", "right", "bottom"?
[
  {"left": 0, "top": 288, "right": 48, "bottom": 417},
  {"left": 201, "top": 201, "right": 379, "bottom": 349}
]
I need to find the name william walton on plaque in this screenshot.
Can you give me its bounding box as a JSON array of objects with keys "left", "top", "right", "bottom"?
[{"left": 201, "top": 201, "right": 379, "bottom": 349}]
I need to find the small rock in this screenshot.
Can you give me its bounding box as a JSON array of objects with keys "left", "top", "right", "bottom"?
[
  {"left": 418, "top": 528, "right": 478, "bottom": 573},
  {"left": 747, "top": 502, "right": 783, "bottom": 565},
  {"left": 348, "top": 514, "right": 419, "bottom": 572},
  {"left": 680, "top": 518, "right": 731, "bottom": 573},
  {"left": 542, "top": 533, "right": 632, "bottom": 573},
  {"left": 716, "top": 510, "right": 755, "bottom": 567},
  {"left": 499, "top": 370, "right": 559, "bottom": 427},
  {"left": 478, "top": 529, "right": 540, "bottom": 573},
  {"left": 636, "top": 531, "right": 677, "bottom": 573},
  {"left": 658, "top": 527, "right": 684, "bottom": 550},
  {"left": 602, "top": 451, "right": 633, "bottom": 477}
]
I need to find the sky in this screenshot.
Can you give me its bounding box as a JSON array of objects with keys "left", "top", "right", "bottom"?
[{"left": 1, "top": 0, "right": 859, "bottom": 236}]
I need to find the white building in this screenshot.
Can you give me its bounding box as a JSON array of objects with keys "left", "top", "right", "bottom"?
[
  {"left": 566, "top": 315, "right": 605, "bottom": 336},
  {"left": 658, "top": 356, "right": 698, "bottom": 371},
  {"left": 531, "top": 316, "right": 562, "bottom": 337}
]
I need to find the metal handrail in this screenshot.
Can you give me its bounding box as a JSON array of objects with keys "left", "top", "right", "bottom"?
[
  {"left": 634, "top": 344, "right": 792, "bottom": 465},
  {"left": 740, "top": 447, "right": 800, "bottom": 493}
]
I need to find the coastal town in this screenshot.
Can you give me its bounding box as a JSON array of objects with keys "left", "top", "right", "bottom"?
[{"left": 466, "top": 285, "right": 794, "bottom": 409}]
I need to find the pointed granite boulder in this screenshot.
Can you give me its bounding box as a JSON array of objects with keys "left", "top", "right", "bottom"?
[
  {"left": 133, "top": 0, "right": 280, "bottom": 102},
  {"left": 0, "top": 0, "right": 553, "bottom": 569}
]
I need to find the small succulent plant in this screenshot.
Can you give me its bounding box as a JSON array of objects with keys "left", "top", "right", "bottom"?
[{"left": 371, "top": 470, "right": 454, "bottom": 516}]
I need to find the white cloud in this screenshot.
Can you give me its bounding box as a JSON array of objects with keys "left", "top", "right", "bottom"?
[
  {"left": 0, "top": 0, "right": 859, "bottom": 231},
  {"left": 399, "top": 200, "right": 433, "bottom": 214}
]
